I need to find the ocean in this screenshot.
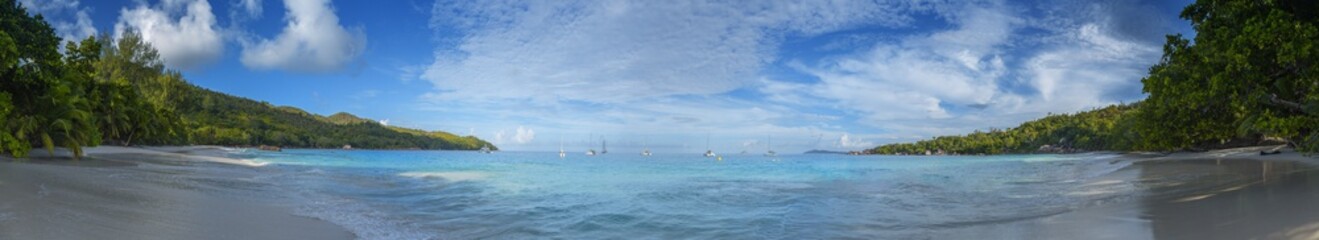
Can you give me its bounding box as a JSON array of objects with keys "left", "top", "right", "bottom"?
[{"left": 221, "top": 149, "right": 1319, "bottom": 239}]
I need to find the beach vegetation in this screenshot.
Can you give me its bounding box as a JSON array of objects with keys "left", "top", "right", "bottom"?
[
  {"left": 0, "top": 0, "right": 493, "bottom": 158},
  {"left": 875, "top": 0, "right": 1319, "bottom": 155}
]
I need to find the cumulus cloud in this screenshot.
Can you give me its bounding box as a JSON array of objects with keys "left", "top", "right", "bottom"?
[
  {"left": 1020, "top": 23, "right": 1158, "bottom": 114},
  {"left": 837, "top": 134, "right": 873, "bottom": 149},
  {"left": 415, "top": 0, "right": 1188, "bottom": 151},
  {"left": 424, "top": 0, "right": 915, "bottom": 103},
  {"left": 513, "top": 126, "right": 535, "bottom": 144},
  {"left": 491, "top": 126, "right": 536, "bottom": 145},
  {"left": 115, "top": 0, "right": 225, "bottom": 69},
  {"left": 796, "top": 1, "right": 1014, "bottom": 122},
  {"left": 770, "top": 0, "right": 1171, "bottom": 139},
  {"left": 238, "top": 0, "right": 262, "bottom": 17},
  {"left": 240, "top": 0, "right": 365, "bottom": 73},
  {"left": 20, "top": 0, "right": 96, "bottom": 43}
]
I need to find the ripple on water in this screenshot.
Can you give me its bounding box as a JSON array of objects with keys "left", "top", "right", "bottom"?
[
  {"left": 398, "top": 171, "right": 491, "bottom": 182},
  {"left": 248, "top": 151, "right": 1185, "bottom": 239}
]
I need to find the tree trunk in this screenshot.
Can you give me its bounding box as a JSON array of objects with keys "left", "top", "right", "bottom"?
[{"left": 1269, "top": 94, "right": 1311, "bottom": 115}]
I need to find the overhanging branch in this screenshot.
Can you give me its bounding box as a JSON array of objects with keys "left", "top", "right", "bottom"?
[{"left": 1270, "top": 93, "right": 1309, "bottom": 113}]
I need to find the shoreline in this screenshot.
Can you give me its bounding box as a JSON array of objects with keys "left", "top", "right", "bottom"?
[
  {"left": 934, "top": 146, "right": 1319, "bottom": 239},
  {"left": 2, "top": 145, "right": 1318, "bottom": 239},
  {"left": 1123, "top": 144, "right": 1319, "bottom": 167},
  {"left": 0, "top": 146, "right": 354, "bottom": 240}
]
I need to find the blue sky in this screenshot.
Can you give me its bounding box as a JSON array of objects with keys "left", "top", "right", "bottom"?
[{"left": 25, "top": 0, "right": 1194, "bottom": 153}]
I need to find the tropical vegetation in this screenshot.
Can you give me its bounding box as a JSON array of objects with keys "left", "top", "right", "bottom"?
[
  {"left": 875, "top": 0, "right": 1318, "bottom": 155},
  {"left": 0, "top": 0, "right": 492, "bottom": 159}
]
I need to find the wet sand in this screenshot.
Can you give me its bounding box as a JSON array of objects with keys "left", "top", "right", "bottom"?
[
  {"left": 0, "top": 146, "right": 353, "bottom": 240},
  {"left": 939, "top": 146, "right": 1319, "bottom": 240},
  {"left": 3, "top": 145, "right": 1319, "bottom": 239}
]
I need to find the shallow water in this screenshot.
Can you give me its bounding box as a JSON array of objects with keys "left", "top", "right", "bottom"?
[{"left": 233, "top": 150, "right": 1319, "bottom": 239}]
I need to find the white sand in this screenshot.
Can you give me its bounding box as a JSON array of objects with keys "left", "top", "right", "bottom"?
[
  {"left": 1135, "top": 145, "right": 1319, "bottom": 167},
  {"left": 0, "top": 146, "right": 352, "bottom": 240},
  {"left": 27, "top": 145, "right": 268, "bottom": 167}
]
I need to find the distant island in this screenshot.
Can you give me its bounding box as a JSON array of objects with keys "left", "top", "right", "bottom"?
[
  {"left": 803, "top": 150, "right": 848, "bottom": 155},
  {"left": 869, "top": 1, "right": 1317, "bottom": 156},
  {"left": 0, "top": 7, "right": 492, "bottom": 159}
]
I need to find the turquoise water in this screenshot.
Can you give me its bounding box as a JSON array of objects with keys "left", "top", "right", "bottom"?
[{"left": 233, "top": 150, "right": 1141, "bottom": 239}]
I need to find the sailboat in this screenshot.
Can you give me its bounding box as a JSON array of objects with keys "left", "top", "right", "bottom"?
[
  {"left": 479, "top": 144, "right": 492, "bottom": 154},
  {"left": 586, "top": 134, "right": 597, "bottom": 156},
  {"left": 601, "top": 139, "right": 608, "bottom": 154},
  {"left": 703, "top": 135, "right": 717, "bottom": 157},
  {"left": 559, "top": 137, "right": 566, "bottom": 158},
  {"left": 641, "top": 141, "right": 652, "bottom": 156},
  {"left": 764, "top": 135, "right": 777, "bottom": 157}
]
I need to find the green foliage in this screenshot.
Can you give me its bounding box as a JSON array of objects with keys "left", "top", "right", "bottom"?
[
  {"left": 1142, "top": 0, "right": 1318, "bottom": 150},
  {"left": 323, "top": 112, "right": 373, "bottom": 125},
  {"left": 875, "top": 0, "right": 1319, "bottom": 155},
  {"left": 0, "top": 0, "right": 492, "bottom": 158},
  {"left": 169, "top": 85, "right": 493, "bottom": 149},
  {"left": 0, "top": 0, "right": 97, "bottom": 158},
  {"left": 873, "top": 105, "right": 1142, "bottom": 155}
]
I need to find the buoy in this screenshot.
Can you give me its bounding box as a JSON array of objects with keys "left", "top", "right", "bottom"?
[{"left": 717, "top": 156, "right": 723, "bottom": 161}]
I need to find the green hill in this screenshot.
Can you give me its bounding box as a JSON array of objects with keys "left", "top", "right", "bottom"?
[
  {"left": 323, "top": 112, "right": 373, "bottom": 125},
  {"left": 0, "top": 2, "right": 491, "bottom": 158},
  {"left": 874, "top": 0, "right": 1319, "bottom": 154},
  {"left": 872, "top": 104, "right": 1142, "bottom": 155},
  {"left": 177, "top": 85, "right": 494, "bottom": 150}
]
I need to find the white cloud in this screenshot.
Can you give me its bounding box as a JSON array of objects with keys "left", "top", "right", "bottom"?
[
  {"left": 238, "top": 0, "right": 262, "bottom": 17},
  {"left": 489, "top": 126, "right": 537, "bottom": 145},
  {"left": 412, "top": 93, "right": 864, "bottom": 152},
  {"left": 20, "top": 0, "right": 96, "bottom": 43},
  {"left": 837, "top": 133, "right": 873, "bottom": 149},
  {"left": 411, "top": 0, "right": 1187, "bottom": 151},
  {"left": 240, "top": 0, "right": 365, "bottom": 73},
  {"left": 513, "top": 126, "right": 535, "bottom": 144},
  {"left": 492, "top": 130, "right": 506, "bottom": 144},
  {"left": 796, "top": 2, "right": 1013, "bottom": 122},
  {"left": 1018, "top": 23, "right": 1158, "bottom": 114},
  {"left": 424, "top": 0, "right": 915, "bottom": 103},
  {"left": 770, "top": 0, "right": 1167, "bottom": 139},
  {"left": 115, "top": 0, "right": 225, "bottom": 69}
]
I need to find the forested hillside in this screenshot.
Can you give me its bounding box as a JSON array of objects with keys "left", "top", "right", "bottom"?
[
  {"left": 0, "top": 1, "right": 492, "bottom": 158},
  {"left": 874, "top": 0, "right": 1318, "bottom": 155},
  {"left": 177, "top": 85, "right": 494, "bottom": 150},
  {"left": 873, "top": 105, "right": 1142, "bottom": 155}
]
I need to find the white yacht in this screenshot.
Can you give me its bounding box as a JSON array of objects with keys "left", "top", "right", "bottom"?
[
  {"left": 703, "top": 135, "right": 716, "bottom": 157},
  {"left": 641, "top": 141, "right": 652, "bottom": 156}
]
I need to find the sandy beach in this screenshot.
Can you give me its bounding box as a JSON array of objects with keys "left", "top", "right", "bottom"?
[
  {"left": 0, "top": 146, "right": 353, "bottom": 240},
  {"left": 935, "top": 146, "right": 1319, "bottom": 240},
  {"left": 2, "top": 145, "right": 1319, "bottom": 239}
]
